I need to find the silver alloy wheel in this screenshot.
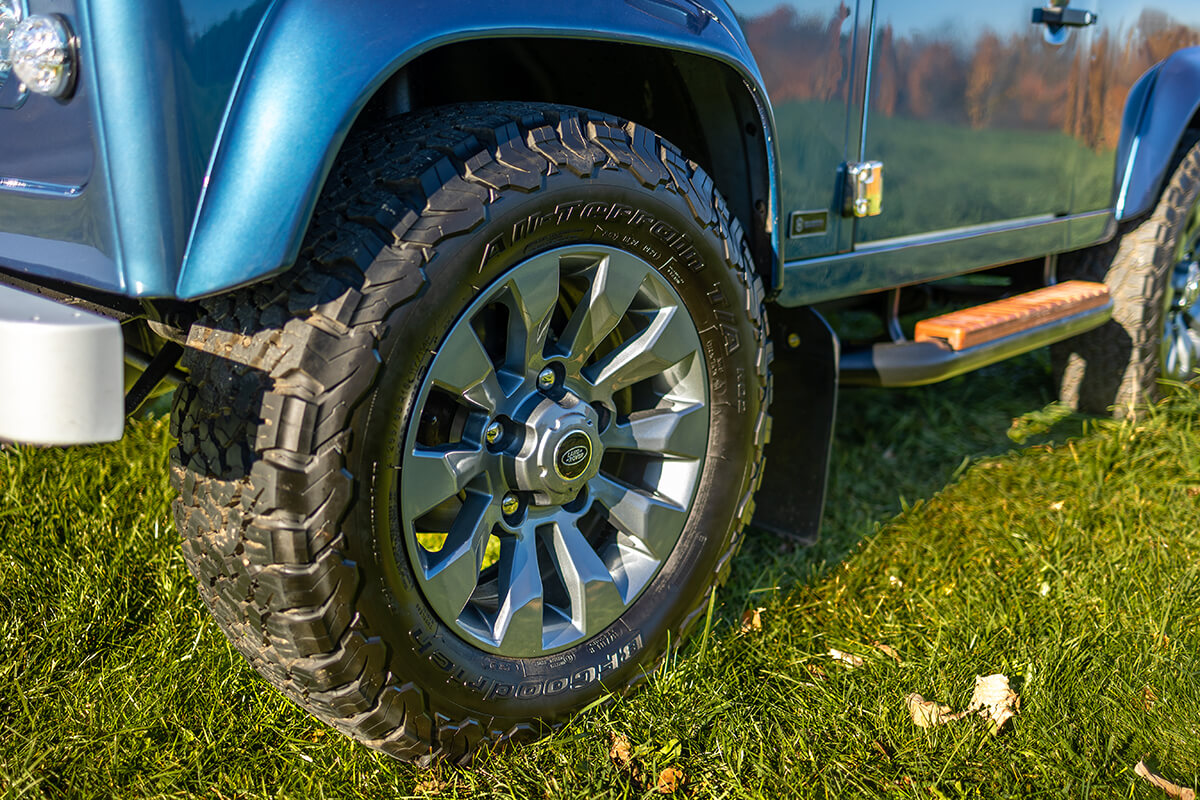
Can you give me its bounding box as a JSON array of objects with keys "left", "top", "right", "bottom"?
[
  {"left": 1162, "top": 203, "right": 1200, "bottom": 382},
  {"left": 398, "top": 245, "right": 709, "bottom": 657}
]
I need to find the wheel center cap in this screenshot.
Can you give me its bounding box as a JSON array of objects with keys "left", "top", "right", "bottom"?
[
  {"left": 509, "top": 393, "right": 602, "bottom": 504},
  {"left": 554, "top": 431, "right": 593, "bottom": 481}
]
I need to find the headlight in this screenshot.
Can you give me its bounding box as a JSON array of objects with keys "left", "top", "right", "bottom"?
[
  {"left": 0, "top": 0, "right": 21, "bottom": 89},
  {"left": 12, "top": 14, "right": 75, "bottom": 98}
]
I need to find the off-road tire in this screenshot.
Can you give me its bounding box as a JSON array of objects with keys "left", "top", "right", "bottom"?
[
  {"left": 1054, "top": 138, "right": 1200, "bottom": 415},
  {"left": 170, "top": 103, "right": 771, "bottom": 764}
]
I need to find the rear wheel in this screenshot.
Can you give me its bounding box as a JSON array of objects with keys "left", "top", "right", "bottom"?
[
  {"left": 1055, "top": 139, "right": 1200, "bottom": 415},
  {"left": 170, "top": 103, "right": 771, "bottom": 764}
]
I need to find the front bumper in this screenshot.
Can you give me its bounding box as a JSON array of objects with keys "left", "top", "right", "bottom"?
[{"left": 0, "top": 280, "right": 123, "bottom": 445}]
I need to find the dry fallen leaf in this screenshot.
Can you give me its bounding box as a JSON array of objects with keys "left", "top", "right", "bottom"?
[
  {"left": 657, "top": 766, "right": 685, "bottom": 794},
  {"left": 964, "top": 674, "right": 1020, "bottom": 734},
  {"left": 740, "top": 607, "right": 764, "bottom": 633},
  {"left": 609, "top": 733, "right": 634, "bottom": 770},
  {"left": 905, "top": 693, "right": 955, "bottom": 728},
  {"left": 1135, "top": 760, "right": 1197, "bottom": 800},
  {"left": 828, "top": 648, "right": 865, "bottom": 668},
  {"left": 414, "top": 776, "right": 447, "bottom": 796},
  {"left": 874, "top": 641, "right": 902, "bottom": 664},
  {"left": 904, "top": 674, "right": 1019, "bottom": 734}
]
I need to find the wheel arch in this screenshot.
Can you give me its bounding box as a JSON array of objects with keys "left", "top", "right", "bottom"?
[
  {"left": 1115, "top": 46, "right": 1200, "bottom": 222},
  {"left": 174, "top": 0, "right": 781, "bottom": 300}
]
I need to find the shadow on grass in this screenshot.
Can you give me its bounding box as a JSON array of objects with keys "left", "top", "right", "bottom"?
[{"left": 731, "top": 350, "right": 1092, "bottom": 601}]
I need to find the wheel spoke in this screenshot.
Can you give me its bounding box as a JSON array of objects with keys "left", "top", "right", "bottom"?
[
  {"left": 602, "top": 403, "right": 707, "bottom": 459},
  {"left": 504, "top": 253, "right": 560, "bottom": 369},
  {"left": 493, "top": 533, "right": 544, "bottom": 652},
  {"left": 590, "top": 474, "right": 687, "bottom": 559},
  {"left": 422, "top": 492, "right": 494, "bottom": 617},
  {"left": 431, "top": 325, "right": 505, "bottom": 412},
  {"left": 546, "top": 517, "right": 624, "bottom": 636},
  {"left": 401, "top": 446, "right": 485, "bottom": 519},
  {"left": 558, "top": 254, "right": 648, "bottom": 366},
  {"left": 586, "top": 305, "right": 698, "bottom": 397}
]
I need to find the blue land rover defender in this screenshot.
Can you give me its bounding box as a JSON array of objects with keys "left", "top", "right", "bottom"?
[{"left": 2, "top": 0, "right": 1199, "bottom": 764}]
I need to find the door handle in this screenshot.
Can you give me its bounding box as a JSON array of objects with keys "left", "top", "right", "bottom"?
[{"left": 1032, "top": 5, "right": 1098, "bottom": 27}]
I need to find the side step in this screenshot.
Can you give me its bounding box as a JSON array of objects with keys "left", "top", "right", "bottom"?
[{"left": 840, "top": 280, "right": 1112, "bottom": 387}]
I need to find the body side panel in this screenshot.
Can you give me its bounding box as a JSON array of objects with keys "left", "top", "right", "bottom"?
[
  {"left": 778, "top": 17, "right": 1200, "bottom": 306},
  {"left": 777, "top": 211, "right": 1113, "bottom": 306},
  {"left": 0, "top": 0, "right": 119, "bottom": 292},
  {"left": 83, "top": 0, "right": 271, "bottom": 296}
]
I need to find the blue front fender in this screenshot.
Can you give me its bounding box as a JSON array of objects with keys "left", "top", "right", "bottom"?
[
  {"left": 1115, "top": 46, "right": 1200, "bottom": 222},
  {"left": 175, "top": 0, "right": 777, "bottom": 299}
]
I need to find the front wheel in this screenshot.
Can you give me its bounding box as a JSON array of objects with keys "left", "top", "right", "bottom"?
[{"left": 170, "top": 103, "right": 771, "bottom": 764}]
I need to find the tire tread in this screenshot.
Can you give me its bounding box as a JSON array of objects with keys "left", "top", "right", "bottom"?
[{"left": 172, "top": 102, "right": 772, "bottom": 764}]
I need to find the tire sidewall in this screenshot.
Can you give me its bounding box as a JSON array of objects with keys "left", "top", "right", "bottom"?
[{"left": 345, "top": 163, "right": 762, "bottom": 724}]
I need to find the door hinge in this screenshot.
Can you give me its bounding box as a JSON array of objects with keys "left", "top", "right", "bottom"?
[{"left": 844, "top": 161, "right": 883, "bottom": 218}]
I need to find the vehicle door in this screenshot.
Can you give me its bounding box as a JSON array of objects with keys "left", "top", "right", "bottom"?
[{"left": 854, "top": 0, "right": 1086, "bottom": 247}]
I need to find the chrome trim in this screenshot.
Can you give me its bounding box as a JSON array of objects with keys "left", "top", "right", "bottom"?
[{"left": 0, "top": 176, "right": 84, "bottom": 196}]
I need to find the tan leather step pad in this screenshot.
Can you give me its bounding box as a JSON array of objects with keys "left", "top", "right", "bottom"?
[{"left": 914, "top": 280, "right": 1111, "bottom": 351}]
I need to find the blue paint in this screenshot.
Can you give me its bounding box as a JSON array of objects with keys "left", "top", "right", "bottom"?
[
  {"left": 83, "top": 0, "right": 271, "bottom": 295},
  {"left": 1114, "top": 48, "right": 1200, "bottom": 222},
  {"left": 175, "top": 0, "right": 774, "bottom": 298},
  {"left": 0, "top": 0, "right": 270, "bottom": 294},
  {"left": 3, "top": 0, "right": 1200, "bottom": 306}
]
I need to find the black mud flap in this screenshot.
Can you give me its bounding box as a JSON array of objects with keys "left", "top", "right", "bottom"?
[{"left": 751, "top": 305, "right": 838, "bottom": 544}]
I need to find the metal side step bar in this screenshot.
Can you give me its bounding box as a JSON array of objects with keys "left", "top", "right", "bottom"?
[{"left": 840, "top": 280, "right": 1113, "bottom": 387}]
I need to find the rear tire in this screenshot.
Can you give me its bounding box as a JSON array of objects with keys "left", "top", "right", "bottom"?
[
  {"left": 1054, "top": 139, "right": 1200, "bottom": 415},
  {"left": 170, "top": 103, "right": 771, "bottom": 764}
]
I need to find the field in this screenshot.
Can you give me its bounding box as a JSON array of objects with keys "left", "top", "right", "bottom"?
[{"left": 2, "top": 353, "right": 1199, "bottom": 798}]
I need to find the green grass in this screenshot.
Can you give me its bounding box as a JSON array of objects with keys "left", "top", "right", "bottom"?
[{"left": 3, "top": 353, "right": 1200, "bottom": 798}]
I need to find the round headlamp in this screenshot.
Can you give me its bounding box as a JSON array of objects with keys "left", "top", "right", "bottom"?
[
  {"left": 0, "top": 1, "right": 20, "bottom": 88},
  {"left": 12, "top": 14, "right": 75, "bottom": 98}
]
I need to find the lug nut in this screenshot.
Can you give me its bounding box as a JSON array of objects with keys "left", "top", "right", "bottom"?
[
  {"left": 485, "top": 420, "right": 503, "bottom": 445},
  {"left": 537, "top": 367, "right": 556, "bottom": 391},
  {"left": 501, "top": 493, "right": 520, "bottom": 516}
]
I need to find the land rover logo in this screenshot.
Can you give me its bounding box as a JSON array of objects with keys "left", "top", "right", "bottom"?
[{"left": 554, "top": 432, "right": 592, "bottom": 481}]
